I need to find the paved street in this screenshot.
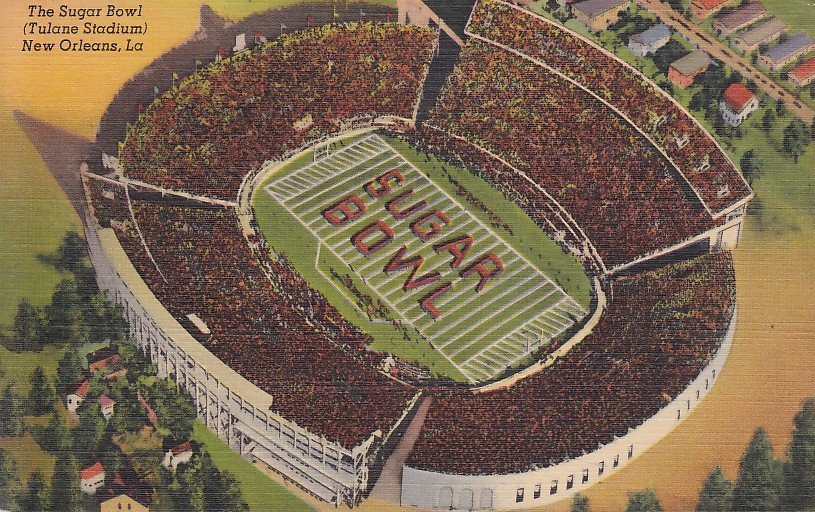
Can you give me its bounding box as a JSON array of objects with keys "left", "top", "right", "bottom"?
[{"left": 636, "top": 0, "right": 814, "bottom": 124}]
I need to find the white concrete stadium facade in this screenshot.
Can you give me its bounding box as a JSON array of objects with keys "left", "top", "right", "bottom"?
[
  {"left": 81, "top": 188, "right": 420, "bottom": 507},
  {"left": 400, "top": 306, "right": 737, "bottom": 511}
]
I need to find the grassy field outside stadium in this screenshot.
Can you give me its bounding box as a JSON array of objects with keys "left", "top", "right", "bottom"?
[{"left": 253, "top": 131, "right": 590, "bottom": 383}]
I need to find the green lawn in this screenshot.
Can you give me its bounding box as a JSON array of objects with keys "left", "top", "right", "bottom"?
[
  {"left": 192, "top": 422, "right": 314, "bottom": 512},
  {"left": 0, "top": 344, "right": 68, "bottom": 396},
  {"left": 0, "top": 110, "right": 80, "bottom": 329}
]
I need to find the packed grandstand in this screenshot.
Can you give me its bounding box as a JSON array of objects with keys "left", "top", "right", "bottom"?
[{"left": 77, "top": 1, "right": 750, "bottom": 509}]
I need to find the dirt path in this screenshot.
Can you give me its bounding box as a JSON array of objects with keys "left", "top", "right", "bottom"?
[{"left": 636, "top": 0, "right": 814, "bottom": 124}]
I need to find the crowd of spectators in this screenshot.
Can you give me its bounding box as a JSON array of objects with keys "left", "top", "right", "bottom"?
[
  {"left": 119, "top": 23, "right": 437, "bottom": 200},
  {"left": 426, "top": 41, "right": 716, "bottom": 267},
  {"left": 467, "top": 0, "right": 752, "bottom": 214},
  {"left": 88, "top": 185, "right": 416, "bottom": 449},
  {"left": 408, "top": 251, "right": 736, "bottom": 475}
]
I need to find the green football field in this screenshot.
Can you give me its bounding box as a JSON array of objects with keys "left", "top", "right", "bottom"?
[{"left": 254, "top": 132, "right": 590, "bottom": 383}]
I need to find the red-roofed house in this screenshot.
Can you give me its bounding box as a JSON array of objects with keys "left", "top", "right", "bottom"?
[
  {"left": 66, "top": 380, "right": 88, "bottom": 413},
  {"left": 99, "top": 394, "right": 116, "bottom": 420},
  {"left": 162, "top": 441, "right": 194, "bottom": 470},
  {"left": 789, "top": 56, "right": 815, "bottom": 87},
  {"left": 719, "top": 83, "right": 758, "bottom": 126},
  {"left": 691, "top": 0, "right": 737, "bottom": 19},
  {"left": 80, "top": 461, "right": 105, "bottom": 494},
  {"left": 215, "top": 47, "right": 228, "bottom": 62}
]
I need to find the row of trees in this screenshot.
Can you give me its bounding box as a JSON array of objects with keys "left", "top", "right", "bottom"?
[
  {"left": 568, "top": 397, "right": 815, "bottom": 512},
  {"left": 3, "top": 231, "right": 126, "bottom": 353}
]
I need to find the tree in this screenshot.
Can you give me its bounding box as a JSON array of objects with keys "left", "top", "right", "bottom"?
[
  {"left": 625, "top": 488, "right": 664, "bottom": 512},
  {"left": 28, "top": 366, "right": 56, "bottom": 415},
  {"left": 0, "top": 386, "right": 23, "bottom": 437},
  {"left": 733, "top": 428, "right": 781, "bottom": 511},
  {"left": 782, "top": 119, "right": 809, "bottom": 164},
  {"left": 72, "top": 403, "right": 106, "bottom": 466},
  {"left": 0, "top": 449, "right": 20, "bottom": 509},
  {"left": 9, "top": 300, "right": 43, "bottom": 352},
  {"left": 784, "top": 397, "right": 815, "bottom": 509},
  {"left": 151, "top": 380, "right": 195, "bottom": 443},
  {"left": 53, "top": 231, "right": 87, "bottom": 273},
  {"left": 42, "top": 410, "right": 69, "bottom": 453},
  {"left": 762, "top": 109, "right": 775, "bottom": 132},
  {"left": 50, "top": 454, "right": 82, "bottom": 512},
  {"left": 739, "top": 149, "right": 763, "bottom": 183},
  {"left": 21, "top": 471, "right": 49, "bottom": 511},
  {"left": 572, "top": 492, "right": 591, "bottom": 512},
  {"left": 55, "top": 349, "right": 84, "bottom": 397},
  {"left": 43, "top": 279, "right": 88, "bottom": 346},
  {"left": 696, "top": 466, "right": 733, "bottom": 511}
]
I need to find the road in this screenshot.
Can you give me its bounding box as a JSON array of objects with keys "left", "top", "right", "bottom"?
[{"left": 635, "top": 0, "right": 814, "bottom": 124}]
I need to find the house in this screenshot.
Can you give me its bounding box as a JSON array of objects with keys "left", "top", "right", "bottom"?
[
  {"left": 253, "top": 31, "right": 267, "bottom": 45},
  {"left": 731, "top": 17, "right": 786, "bottom": 53},
  {"left": 162, "top": 441, "right": 194, "bottom": 470},
  {"left": 719, "top": 83, "right": 759, "bottom": 126},
  {"left": 215, "top": 47, "right": 229, "bottom": 63},
  {"left": 759, "top": 34, "right": 815, "bottom": 71},
  {"left": 233, "top": 33, "right": 248, "bottom": 53},
  {"left": 79, "top": 461, "right": 105, "bottom": 495},
  {"left": 571, "top": 0, "right": 630, "bottom": 32},
  {"left": 66, "top": 380, "right": 88, "bottom": 413},
  {"left": 668, "top": 50, "right": 712, "bottom": 88},
  {"left": 690, "top": 0, "right": 737, "bottom": 20},
  {"left": 628, "top": 23, "right": 671, "bottom": 56},
  {"left": 87, "top": 346, "right": 121, "bottom": 373},
  {"left": 714, "top": 2, "right": 766, "bottom": 37},
  {"left": 99, "top": 394, "right": 116, "bottom": 420},
  {"left": 100, "top": 494, "right": 149, "bottom": 512},
  {"left": 789, "top": 56, "right": 815, "bottom": 87}
]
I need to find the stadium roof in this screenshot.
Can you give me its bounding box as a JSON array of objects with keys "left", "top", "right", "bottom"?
[
  {"left": 715, "top": 2, "right": 766, "bottom": 30},
  {"left": 572, "top": 0, "right": 629, "bottom": 18},
  {"left": 670, "top": 49, "right": 712, "bottom": 76},
  {"left": 763, "top": 33, "right": 815, "bottom": 64},
  {"left": 789, "top": 56, "right": 815, "bottom": 82},
  {"left": 630, "top": 23, "right": 671, "bottom": 46},
  {"left": 734, "top": 17, "right": 786, "bottom": 47},
  {"left": 722, "top": 83, "right": 755, "bottom": 112}
]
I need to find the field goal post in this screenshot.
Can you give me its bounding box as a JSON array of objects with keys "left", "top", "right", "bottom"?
[{"left": 313, "top": 140, "right": 331, "bottom": 161}]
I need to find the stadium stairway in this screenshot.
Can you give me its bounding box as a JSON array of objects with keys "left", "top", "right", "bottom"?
[
  {"left": 368, "top": 396, "right": 434, "bottom": 504},
  {"left": 415, "top": 30, "right": 463, "bottom": 125}
]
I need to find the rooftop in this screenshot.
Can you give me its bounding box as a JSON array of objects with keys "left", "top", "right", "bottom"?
[
  {"left": 734, "top": 17, "right": 786, "bottom": 47},
  {"left": 763, "top": 33, "right": 815, "bottom": 63},
  {"left": 630, "top": 23, "right": 671, "bottom": 46},
  {"left": 572, "top": 0, "right": 629, "bottom": 18},
  {"left": 722, "top": 83, "right": 756, "bottom": 112},
  {"left": 72, "top": 380, "right": 89, "bottom": 398},
  {"left": 695, "top": 0, "right": 730, "bottom": 11},
  {"left": 87, "top": 346, "right": 119, "bottom": 364},
  {"left": 670, "top": 49, "right": 712, "bottom": 75},
  {"left": 99, "top": 394, "right": 116, "bottom": 408},
  {"left": 716, "top": 2, "right": 766, "bottom": 29},
  {"left": 789, "top": 56, "right": 815, "bottom": 81},
  {"left": 80, "top": 461, "right": 104, "bottom": 480}
]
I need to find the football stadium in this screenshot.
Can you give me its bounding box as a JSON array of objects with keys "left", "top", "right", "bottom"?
[{"left": 52, "top": 0, "right": 753, "bottom": 509}]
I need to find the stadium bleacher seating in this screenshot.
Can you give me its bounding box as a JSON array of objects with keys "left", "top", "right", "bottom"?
[
  {"left": 119, "top": 23, "right": 438, "bottom": 201},
  {"left": 407, "top": 251, "right": 736, "bottom": 474},
  {"left": 467, "top": 0, "right": 751, "bottom": 216}
]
